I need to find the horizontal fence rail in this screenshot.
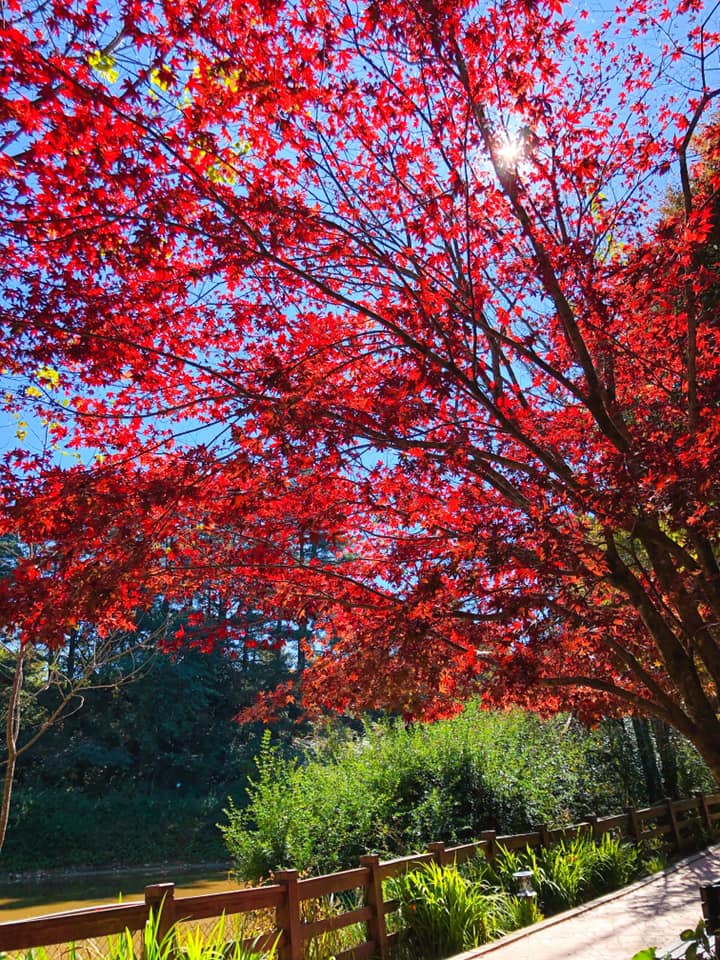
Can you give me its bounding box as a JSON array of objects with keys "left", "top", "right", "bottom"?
[{"left": 2, "top": 792, "right": 719, "bottom": 960}]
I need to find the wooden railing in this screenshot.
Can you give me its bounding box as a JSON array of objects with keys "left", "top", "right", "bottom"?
[{"left": 2, "top": 791, "right": 719, "bottom": 960}]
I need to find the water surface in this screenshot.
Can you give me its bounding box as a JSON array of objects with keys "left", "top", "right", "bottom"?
[{"left": 0, "top": 867, "right": 242, "bottom": 922}]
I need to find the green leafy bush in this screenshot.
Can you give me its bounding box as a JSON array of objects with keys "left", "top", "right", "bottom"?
[
  {"left": 221, "top": 731, "right": 389, "bottom": 878},
  {"left": 535, "top": 838, "right": 595, "bottom": 911},
  {"left": 525, "top": 834, "right": 641, "bottom": 910},
  {"left": 301, "top": 895, "right": 367, "bottom": 960},
  {"left": 223, "top": 705, "right": 674, "bottom": 881}
]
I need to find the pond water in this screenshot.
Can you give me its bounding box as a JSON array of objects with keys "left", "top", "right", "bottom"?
[{"left": 0, "top": 866, "right": 243, "bottom": 922}]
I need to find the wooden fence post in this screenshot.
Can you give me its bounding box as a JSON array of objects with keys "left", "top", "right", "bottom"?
[
  {"left": 428, "top": 841, "right": 448, "bottom": 866},
  {"left": 480, "top": 830, "right": 497, "bottom": 861},
  {"left": 666, "top": 797, "right": 682, "bottom": 851},
  {"left": 534, "top": 824, "right": 551, "bottom": 849},
  {"left": 275, "top": 870, "right": 302, "bottom": 960},
  {"left": 359, "top": 855, "right": 389, "bottom": 960},
  {"left": 697, "top": 792, "right": 713, "bottom": 831},
  {"left": 587, "top": 814, "right": 600, "bottom": 842},
  {"left": 144, "top": 883, "right": 176, "bottom": 957},
  {"left": 625, "top": 806, "right": 641, "bottom": 841}
]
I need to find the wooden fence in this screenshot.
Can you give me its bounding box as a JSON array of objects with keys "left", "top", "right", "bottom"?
[{"left": 2, "top": 792, "right": 720, "bottom": 960}]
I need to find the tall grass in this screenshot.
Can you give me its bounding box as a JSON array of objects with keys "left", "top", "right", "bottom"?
[
  {"left": 300, "top": 894, "right": 367, "bottom": 960},
  {"left": 0, "top": 914, "right": 278, "bottom": 960},
  {"left": 390, "top": 835, "right": 646, "bottom": 960},
  {"left": 387, "top": 862, "right": 525, "bottom": 959},
  {"left": 462, "top": 833, "right": 643, "bottom": 913}
]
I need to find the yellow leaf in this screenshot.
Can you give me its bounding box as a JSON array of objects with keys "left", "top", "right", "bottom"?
[
  {"left": 88, "top": 49, "right": 119, "bottom": 84},
  {"left": 150, "top": 67, "right": 172, "bottom": 92},
  {"left": 37, "top": 365, "right": 60, "bottom": 387}
]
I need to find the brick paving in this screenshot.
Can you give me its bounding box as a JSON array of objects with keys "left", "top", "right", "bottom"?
[{"left": 452, "top": 845, "right": 720, "bottom": 960}]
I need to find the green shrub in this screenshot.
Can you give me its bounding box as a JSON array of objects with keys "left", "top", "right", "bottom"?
[
  {"left": 169, "top": 915, "right": 278, "bottom": 960},
  {"left": 675, "top": 741, "right": 717, "bottom": 798},
  {"left": 638, "top": 836, "right": 670, "bottom": 875},
  {"left": 536, "top": 837, "right": 594, "bottom": 911},
  {"left": 460, "top": 842, "right": 543, "bottom": 896},
  {"left": 301, "top": 895, "right": 367, "bottom": 960},
  {"left": 508, "top": 893, "right": 543, "bottom": 929},
  {"left": 515, "top": 835, "right": 642, "bottom": 911},
  {"left": 223, "top": 704, "right": 672, "bottom": 881},
  {"left": 221, "top": 731, "right": 389, "bottom": 879}
]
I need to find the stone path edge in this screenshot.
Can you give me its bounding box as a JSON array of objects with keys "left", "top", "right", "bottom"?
[{"left": 449, "top": 842, "right": 720, "bottom": 960}]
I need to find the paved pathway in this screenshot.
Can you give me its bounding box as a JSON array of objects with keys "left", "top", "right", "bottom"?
[{"left": 453, "top": 845, "right": 720, "bottom": 960}]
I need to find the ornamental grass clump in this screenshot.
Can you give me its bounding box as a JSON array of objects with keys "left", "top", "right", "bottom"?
[
  {"left": 388, "top": 862, "right": 524, "bottom": 959},
  {"left": 460, "top": 833, "right": 644, "bottom": 915},
  {"left": 110, "top": 914, "right": 277, "bottom": 960},
  {"left": 536, "top": 837, "right": 593, "bottom": 911},
  {"left": 534, "top": 834, "right": 643, "bottom": 910},
  {"left": 589, "top": 832, "right": 642, "bottom": 895},
  {"left": 2, "top": 915, "right": 279, "bottom": 960},
  {"left": 171, "top": 915, "right": 277, "bottom": 960}
]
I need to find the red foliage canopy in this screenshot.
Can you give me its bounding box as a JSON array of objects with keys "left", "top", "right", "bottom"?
[{"left": 4, "top": 0, "right": 720, "bottom": 773}]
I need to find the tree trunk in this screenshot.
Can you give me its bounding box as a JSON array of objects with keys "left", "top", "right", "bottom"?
[
  {"left": 1, "top": 646, "right": 24, "bottom": 853},
  {"left": 652, "top": 718, "right": 679, "bottom": 799},
  {"left": 66, "top": 627, "right": 78, "bottom": 681},
  {"left": 675, "top": 715, "right": 720, "bottom": 790},
  {"left": 631, "top": 716, "right": 663, "bottom": 802}
]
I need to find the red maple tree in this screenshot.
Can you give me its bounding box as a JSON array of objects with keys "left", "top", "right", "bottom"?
[{"left": 4, "top": 0, "right": 720, "bottom": 776}]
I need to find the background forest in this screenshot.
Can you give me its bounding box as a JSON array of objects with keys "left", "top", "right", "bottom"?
[{"left": 2, "top": 614, "right": 714, "bottom": 874}]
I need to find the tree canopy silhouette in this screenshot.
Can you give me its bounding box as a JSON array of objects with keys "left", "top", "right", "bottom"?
[{"left": 4, "top": 0, "right": 720, "bottom": 775}]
